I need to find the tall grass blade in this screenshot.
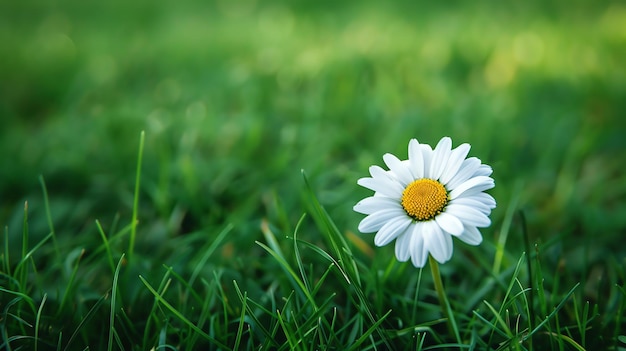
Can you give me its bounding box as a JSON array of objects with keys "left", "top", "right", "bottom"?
[
  {"left": 188, "top": 278, "right": 215, "bottom": 349},
  {"left": 301, "top": 170, "right": 358, "bottom": 284},
  {"left": 301, "top": 170, "right": 392, "bottom": 349},
  {"left": 139, "top": 275, "right": 230, "bottom": 350},
  {"left": 481, "top": 300, "right": 513, "bottom": 339},
  {"left": 614, "top": 283, "right": 626, "bottom": 349},
  {"left": 347, "top": 309, "right": 392, "bottom": 351},
  {"left": 292, "top": 214, "right": 312, "bottom": 294},
  {"left": 524, "top": 283, "right": 580, "bottom": 342},
  {"left": 38, "top": 175, "right": 60, "bottom": 260},
  {"left": 519, "top": 210, "right": 535, "bottom": 341},
  {"left": 19, "top": 201, "right": 29, "bottom": 293},
  {"left": 0, "top": 287, "right": 35, "bottom": 311},
  {"left": 108, "top": 253, "right": 125, "bottom": 351},
  {"left": 13, "top": 232, "right": 53, "bottom": 304},
  {"left": 233, "top": 290, "right": 248, "bottom": 351},
  {"left": 542, "top": 332, "right": 586, "bottom": 351},
  {"left": 63, "top": 294, "right": 108, "bottom": 351},
  {"left": 57, "top": 249, "right": 85, "bottom": 315},
  {"left": 141, "top": 269, "right": 172, "bottom": 350},
  {"left": 232, "top": 280, "right": 276, "bottom": 345},
  {"left": 34, "top": 293, "right": 47, "bottom": 351},
  {"left": 128, "top": 130, "right": 145, "bottom": 260},
  {"left": 493, "top": 180, "right": 522, "bottom": 276},
  {"left": 95, "top": 219, "right": 116, "bottom": 274},
  {"left": 255, "top": 240, "right": 316, "bottom": 308},
  {"left": 187, "top": 224, "right": 232, "bottom": 289},
  {"left": 2, "top": 226, "right": 10, "bottom": 276}
]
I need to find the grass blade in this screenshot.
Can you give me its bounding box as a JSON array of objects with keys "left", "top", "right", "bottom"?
[
  {"left": 347, "top": 309, "right": 392, "bottom": 351},
  {"left": 255, "top": 240, "right": 316, "bottom": 308},
  {"left": 38, "top": 175, "right": 60, "bottom": 260},
  {"left": 63, "top": 294, "right": 108, "bottom": 351},
  {"left": 524, "top": 283, "right": 581, "bottom": 342},
  {"left": 301, "top": 170, "right": 392, "bottom": 349},
  {"left": 492, "top": 180, "right": 522, "bottom": 276},
  {"left": 233, "top": 290, "right": 248, "bottom": 350},
  {"left": 108, "top": 253, "right": 125, "bottom": 351},
  {"left": 57, "top": 249, "right": 85, "bottom": 316},
  {"left": 19, "top": 201, "right": 29, "bottom": 293},
  {"left": 2, "top": 226, "right": 10, "bottom": 276},
  {"left": 141, "top": 269, "right": 172, "bottom": 349},
  {"left": 128, "top": 130, "right": 145, "bottom": 260},
  {"left": 139, "top": 275, "right": 231, "bottom": 350},
  {"left": 187, "top": 224, "right": 232, "bottom": 289},
  {"left": 95, "top": 219, "right": 116, "bottom": 274},
  {"left": 34, "top": 293, "right": 47, "bottom": 351},
  {"left": 292, "top": 214, "right": 312, "bottom": 295},
  {"left": 232, "top": 280, "right": 276, "bottom": 346}
]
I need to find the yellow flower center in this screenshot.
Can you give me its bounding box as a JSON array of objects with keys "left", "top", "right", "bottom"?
[{"left": 401, "top": 179, "right": 449, "bottom": 221}]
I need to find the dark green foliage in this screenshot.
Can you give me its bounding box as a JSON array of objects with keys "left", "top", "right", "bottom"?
[{"left": 1, "top": 0, "right": 625, "bottom": 349}]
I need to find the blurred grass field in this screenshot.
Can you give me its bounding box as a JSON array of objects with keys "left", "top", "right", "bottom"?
[{"left": 1, "top": 0, "right": 626, "bottom": 349}]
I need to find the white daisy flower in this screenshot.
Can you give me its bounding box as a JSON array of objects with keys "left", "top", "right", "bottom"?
[{"left": 353, "top": 137, "right": 496, "bottom": 268}]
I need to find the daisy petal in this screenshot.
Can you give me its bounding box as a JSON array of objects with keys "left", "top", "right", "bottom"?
[
  {"left": 471, "top": 192, "right": 497, "bottom": 209},
  {"left": 374, "top": 216, "right": 412, "bottom": 246},
  {"left": 445, "top": 204, "right": 491, "bottom": 227},
  {"left": 357, "top": 167, "right": 405, "bottom": 197},
  {"left": 458, "top": 183, "right": 495, "bottom": 199},
  {"left": 450, "top": 197, "right": 492, "bottom": 215},
  {"left": 383, "top": 153, "right": 414, "bottom": 186},
  {"left": 435, "top": 212, "right": 464, "bottom": 236},
  {"left": 420, "top": 144, "right": 433, "bottom": 176},
  {"left": 449, "top": 175, "right": 494, "bottom": 200},
  {"left": 457, "top": 225, "right": 483, "bottom": 245},
  {"left": 424, "top": 221, "right": 453, "bottom": 263},
  {"left": 353, "top": 196, "right": 401, "bottom": 215},
  {"left": 445, "top": 157, "right": 481, "bottom": 189},
  {"left": 358, "top": 208, "right": 406, "bottom": 233},
  {"left": 474, "top": 164, "right": 493, "bottom": 177},
  {"left": 409, "top": 222, "right": 429, "bottom": 267},
  {"left": 439, "top": 143, "right": 471, "bottom": 185},
  {"left": 357, "top": 177, "right": 394, "bottom": 198},
  {"left": 429, "top": 137, "right": 452, "bottom": 180},
  {"left": 394, "top": 226, "right": 413, "bottom": 261},
  {"left": 408, "top": 139, "right": 425, "bottom": 179}
]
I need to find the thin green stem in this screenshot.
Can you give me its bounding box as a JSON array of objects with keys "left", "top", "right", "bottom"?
[
  {"left": 20, "top": 201, "right": 29, "bottom": 292},
  {"left": 128, "top": 130, "right": 145, "bottom": 260},
  {"left": 39, "top": 176, "right": 60, "bottom": 260},
  {"left": 429, "top": 255, "right": 461, "bottom": 344},
  {"left": 3, "top": 226, "right": 11, "bottom": 276},
  {"left": 108, "top": 254, "right": 126, "bottom": 351},
  {"left": 493, "top": 180, "right": 522, "bottom": 275},
  {"left": 35, "top": 293, "right": 47, "bottom": 351},
  {"left": 96, "top": 219, "right": 116, "bottom": 274},
  {"left": 520, "top": 210, "right": 535, "bottom": 351}
]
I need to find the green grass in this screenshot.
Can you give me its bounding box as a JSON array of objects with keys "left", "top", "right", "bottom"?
[{"left": 1, "top": 0, "right": 626, "bottom": 349}]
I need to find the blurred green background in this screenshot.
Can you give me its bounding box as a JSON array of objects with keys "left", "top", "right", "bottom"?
[{"left": 1, "top": 0, "right": 626, "bottom": 276}]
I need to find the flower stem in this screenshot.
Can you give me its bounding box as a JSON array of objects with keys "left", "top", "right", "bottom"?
[{"left": 429, "top": 255, "right": 461, "bottom": 344}]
